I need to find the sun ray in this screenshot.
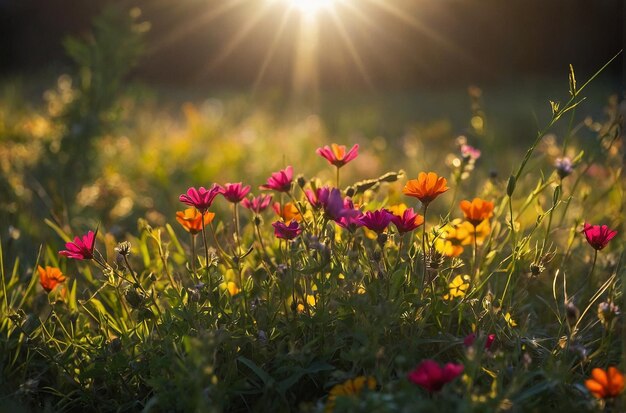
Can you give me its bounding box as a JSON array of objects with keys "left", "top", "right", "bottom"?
[
  {"left": 252, "top": 7, "right": 293, "bottom": 92},
  {"left": 327, "top": 6, "right": 374, "bottom": 89}
]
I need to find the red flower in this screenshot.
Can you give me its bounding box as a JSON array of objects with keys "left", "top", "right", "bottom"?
[
  {"left": 391, "top": 207, "right": 425, "bottom": 234},
  {"left": 407, "top": 359, "right": 464, "bottom": 393},
  {"left": 272, "top": 220, "right": 302, "bottom": 240},
  {"left": 316, "top": 143, "right": 359, "bottom": 168},
  {"left": 38, "top": 266, "right": 67, "bottom": 292},
  {"left": 260, "top": 166, "right": 293, "bottom": 192},
  {"left": 357, "top": 209, "right": 394, "bottom": 234},
  {"left": 179, "top": 185, "right": 222, "bottom": 213},
  {"left": 59, "top": 230, "right": 96, "bottom": 260},
  {"left": 242, "top": 194, "right": 273, "bottom": 214},
  {"left": 463, "top": 332, "right": 495, "bottom": 350},
  {"left": 220, "top": 182, "right": 251, "bottom": 203},
  {"left": 583, "top": 223, "right": 618, "bottom": 251}
]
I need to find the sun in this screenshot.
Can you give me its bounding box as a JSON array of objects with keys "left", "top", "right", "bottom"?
[{"left": 288, "top": 0, "right": 334, "bottom": 17}]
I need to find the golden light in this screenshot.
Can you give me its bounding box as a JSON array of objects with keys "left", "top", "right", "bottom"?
[{"left": 288, "top": 0, "right": 334, "bottom": 17}]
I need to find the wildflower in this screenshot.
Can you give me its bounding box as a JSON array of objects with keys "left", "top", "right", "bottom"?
[
  {"left": 260, "top": 166, "right": 293, "bottom": 192},
  {"left": 325, "top": 376, "right": 376, "bottom": 413},
  {"left": 220, "top": 182, "right": 251, "bottom": 203},
  {"left": 59, "top": 230, "right": 96, "bottom": 260},
  {"left": 407, "top": 359, "right": 464, "bottom": 393},
  {"left": 460, "top": 198, "right": 494, "bottom": 227},
  {"left": 555, "top": 157, "right": 574, "bottom": 179},
  {"left": 457, "top": 220, "right": 490, "bottom": 246},
  {"left": 403, "top": 172, "right": 449, "bottom": 205},
  {"left": 114, "top": 241, "right": 132, "bottom": 256},
  {"left": 598, "top": 301, "right": 620, "bottom": 329},
  {"left": 242, "top": 194, "right": 273, "bottom": 214},
  {"left": 391, "top": 207, "right": 424, "bottom": 234},
  {"left": 226, "top": 281, "right": 240, "bottom": 296},
  {"left": 443, "top": 275, "right": 470, "bottom": 300},
  {"left": 304, "top": 188, "right": 324, "bottom": 209},
  {"left": 335, "top": 198, "right": 363, "bottom": 232},
  {"left": 316, "top": 143, "right": 359, "bottom": 168},
  {"left": 435, "top": 222, "right": 466, "bottom": 257},
  {"left": 176, "top": 208, "right": 215, "bottom": 234},
  {"left": 273, "top": 202, "right": 302, "bottom": 222},
  {"left": 320, "top": 188, "right": 357, "bottom": 221},
  {"left": 585, "top": 367, "right": 625, "bottom": 399},
  {"left": 357, "top": 209, "right": 394, "bottom": 234},
  {"left": 583, "top": 223, "right": 617, "bottom": 251},
  {"left": 272, "top": 220, "right": 302, "bottom": 240},
  {"left": 387, "top": 203, "right": 408, "bottom": 217},
  {"left": 179, "top": 185, "right": 222, "bottom": 213},
  {"left": 38, "top": 266, "right": 67, "bottom": 292},
  {"left": 503, "top": 312, "right": 517, "bottom": 327},
  {"left": 460, "top": 144, "right": 481, "bottom": 161},
  {"left": 464, "top": 332, "right": 496, "bottom": 350}
]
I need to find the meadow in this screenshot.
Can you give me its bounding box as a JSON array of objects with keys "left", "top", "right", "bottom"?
[{"left": 0, "top": 8, "right": 625, "bottom": 413}]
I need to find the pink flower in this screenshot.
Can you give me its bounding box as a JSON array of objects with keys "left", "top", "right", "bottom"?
[
  {"left": 307, "top": 187, "right": 356, "bottom": 221},
  {"left": 407, "top": 359, "right": 464, "bottom": 393},
  {"left": 336, "top": 198, "right": 363, "bottom": 232},
  {"left": 179, "top": 185, "right": 222, "bottom": 213},
  {"left": 272, "top": 220, "right": 302, "bottom": 240},
  {"left": 357, "top": 209, "right": 394, "bottom": 234},
  {"left": 391, "top": 208, "right": 425, "bottom": 234},
  {"left": 260, "top": 166, "right": 293, "bottom": 192},
  {"left": 460, "top": 144, "right": 481, "bottom": 160},
  {"left": 463, "top": 332, "right": 496, "bottom": 350},
  {"left": 220, "top": 182, "right": 251, "bottom": 203},
  {"left": 59, "top": 230, "right": 96, "bottom": 260},
  {"left": 304, "top": 188, "right": 323, "bottom": 209},
  {"left": 583, "top": 223, "right": 618, "bottom": 250},
  {"left": 316, "top": 144, "right": 359, "bottom": 168},
  {"left": 242, "top": 194, "right": 273, "bottom": 214}
]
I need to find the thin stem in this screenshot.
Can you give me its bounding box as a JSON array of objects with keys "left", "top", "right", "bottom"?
[
  {"left": 200, "top": 211, "right": 210, "bottom": 269},
  {"left": 421, "top": 203, "right": 429, "bottom": 297},
  {"left": 336, "top": 166, "right": 340, "bottom": 188},
  {"left": 472, "top": 225, "right": 478, "bottom": 282}
]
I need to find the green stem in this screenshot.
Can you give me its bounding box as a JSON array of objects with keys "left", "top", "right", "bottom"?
[{"left": 421, "top": 203, "right": 429, "bottom": 297}]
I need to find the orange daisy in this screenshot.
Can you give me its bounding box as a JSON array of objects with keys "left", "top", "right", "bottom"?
[
  {"left": 176, "top": 208, "right": 215, "bottom": 234},
  {"left": 585, "top": 367, "right": 625, "bottom": 399},
  {"left": 38, "top": 266, "right": 67, "bottom": 292},
  {"left": 403, "top": 172, "right": 449, "bottom": 205},
  {"left": 459, "top": 198, "right": 494, "bottom": 226}
]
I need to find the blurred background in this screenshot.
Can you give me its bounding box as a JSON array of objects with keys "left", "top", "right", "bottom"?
[{"left": 0, "top": 0, "right": 623, "bottom": 258}]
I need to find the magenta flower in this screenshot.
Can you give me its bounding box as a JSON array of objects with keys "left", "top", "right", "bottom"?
[
  {"left": 242, "top": 194, "right": 273, "bottom": 214},
  {"left": 316, "top": 143, "right": 359, "bottom": 168},
  {"left": 272, "top": 220, "right": 302, "bottom": 240},
  {"left": 220, "top": 182, "right": 251, "bottom": 203},
  {"left": 583, "top": 223, "right": 618, "bottom": 250},
  {"left": 179, "top": 185, "right": 222, "bottom": 213},
  {"left": 260, "top": 166, "right": 293, "bottom": 192},
  {"left": 59, "top": 230, "right": 96, "bottom": 260},
  {"left": 463, "top": 332, "right": 496, "bottom": 350},
  {"left": 407, "top": 360, "right": 464, "bottom": 393},
  {"left": 304, "top": 188, "right": 323, "bottom": 209},
  {"left": 336, "top": 198, "right": 363, "bottom": 232},
  {"left": 307, "top": 187, "right": 354, "bottom": 221},
  {"left": 391, "top": 208, "right": 425, "bottom": 234},
  {"left": 357, "top": 209, "right": 394, "bottom": 234}
]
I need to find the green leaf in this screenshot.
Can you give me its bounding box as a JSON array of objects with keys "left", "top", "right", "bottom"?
[{"left": 237, "top": 356, "right": 274, "bottom": 388}]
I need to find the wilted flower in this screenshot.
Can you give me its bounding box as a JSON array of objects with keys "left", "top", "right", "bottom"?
[
  {"left": 316, "top": 143, "right": 359, "bottom": 168},
  {"left": 179, "top": 185, "right": 222, "bottom": 213},
  {"left": 176, "top": 208, "right": 215, "bottom": 234},
  {"left": 59, "top": 230, "right": 96, "bottom": 260},
  {"left": 242, "top": 194, "right": 273, "bottom": 214},
  {"left": 443, "top": 275, "right": 470, "bottom": 300},
  {"left": 460, "top": 198, "right": 494, "bottom": 227},
  {"left": 260, "top": 166, "right": 293, "bottom": 192},
  {"left": 325, "top": 376, "right": 376, "bottom": 413},
  {"left": 220, "top": 182, "right": 251, "bottom": 203},
  {"left": 38, "top": 266, "right": 67, "bottom": 292},
  {"left": 357, "top": 209, "right": 394, "bottom": 234},
  {"left": 585, "top": 367, "right": 625, "bottom": 399},
  {"left": 555, "top": 157, "right": 574, "bottom": 179},
  {"left": 403, "top": 172, "right": 449, "bottom": 205},
  {"left": 272, "top": 220, "right": 302, "bottom": 240},
  {"left": 114, "top": 241, "right": 132, "bottom": 256},
  {"left": 583, "top": 223, "right": 617, "bottom": 251},
  {"left": 407, "top": 359, "right": 464, "bottom": 393},
  {"left": 391, "top": 207, "right": 424, "bottom": 234}
]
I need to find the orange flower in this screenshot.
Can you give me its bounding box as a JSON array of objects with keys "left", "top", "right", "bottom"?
[
  {"left": 585, "top": 367, "right": 625, "bottom": 398},
  {"left": 460, "top": 198, "right": 494, "bottom": 226},
  {"left": 176, "top": 208, "right": 215, "bottom": 234},
  {"left": 403, "top": 172, "right": 449, "bottom": 205},
  {"left": 272, "top": 202, "right": 302, "bottom": 222},
  {"left": 38, "top": 266, "right": 67, "bottom": 292}
]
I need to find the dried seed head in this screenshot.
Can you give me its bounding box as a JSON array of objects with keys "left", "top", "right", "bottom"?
[{"left": 115, "top": 241, "right": 132, "bottom": 256}]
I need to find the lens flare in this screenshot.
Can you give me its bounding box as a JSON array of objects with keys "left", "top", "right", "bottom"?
[{"left": 289, "top": 0, "right": 334, "bottom": 16}]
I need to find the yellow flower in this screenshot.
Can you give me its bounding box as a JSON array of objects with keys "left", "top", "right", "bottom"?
[
  {"left": 325, "top": 376, "right": 377, "bottom": 413},
  {"left": 504, "top": 312, "right": 517, "bottom": 327},
  {"left": 226, "top": 281, "right": 240, "bottom": 296},
  {"left": 387, "top": 203, "right": 408, "bottom": 217},
  {"left": 457, "top": 219, "right": 490, "bottom": 246},
  {"left": 297, "top": 295, "right": 317, "bottom": 313},
  {"left": 443, "top": 275, "right": 470, "bottom": 300}
]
